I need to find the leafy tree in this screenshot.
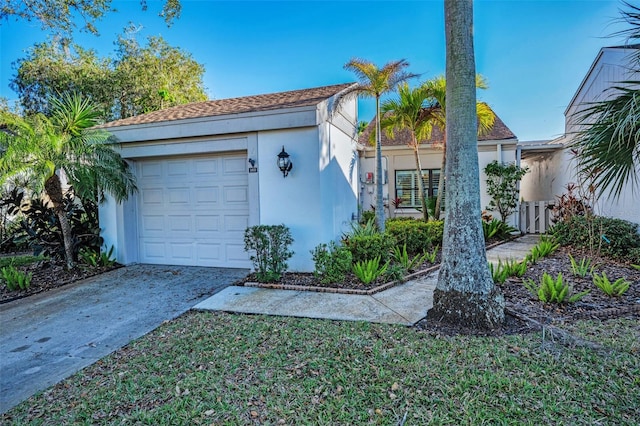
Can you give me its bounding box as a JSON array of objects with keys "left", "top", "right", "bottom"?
[
  {"left": 427, "top": 0, "right": 505, "bottom": 330},
  {"left": 484, "top": 160, "right": 529, "bottom": 222},
  {"left": 421, "top": 75, "right": 495, "bottom": 219},
  {"left": 341, "top": 58, "right": 416, "bottom": 232},
  {"left": 0, "top": 94, "right": 137, "bottom": 268},
  {"left": 571, "top": 3, "right": 640, "bottom": 199},
  {"left": 11, "top": 35, "right": 207, "bottom": 121},
  {"left": 380, "top": 83, "right": 433, "bottom": 221},
  {"left": 0, "top": 0, "right": 181, "bottom": 37},
  {"left": 11, "top": 42, "right": 113, "bottom": 118},
  {"left": 112, "top": 34, "right": 207, "bottom": 119}
]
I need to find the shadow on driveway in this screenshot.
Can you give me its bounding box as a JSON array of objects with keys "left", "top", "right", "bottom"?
[{"left": 0, "top": 264, "right": 248, "bottom": 414}]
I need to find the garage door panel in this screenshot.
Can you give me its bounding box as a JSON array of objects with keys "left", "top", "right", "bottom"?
[
  {"left": 137, "top": 154, "right": 250, "bottom": 267},
  {"left": 194, "top": 159, "right": 219, "bottom": 176},
  {"left": 195, "top": 186, "right": 219, "bottom": 204},
  {"left": 195, "top": 215, "right": 220, "bottom": 233},
  {"left": 224, "top": 186, "right": 248, "bottom": 203},
  {"left": 224, "top": 157, "right": 247, "bottom": 174},
  {"left": 225, "top": 215, "right": 249, "bottom": 232}
]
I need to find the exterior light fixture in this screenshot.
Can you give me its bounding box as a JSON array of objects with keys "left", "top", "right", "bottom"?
[{"left": 277, "top": 146, "right": 292, "bottom": 177}]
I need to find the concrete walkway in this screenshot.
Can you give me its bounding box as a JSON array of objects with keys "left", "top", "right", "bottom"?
[{"left": 195, "top": 234, "right": 541, "bottom": 326}]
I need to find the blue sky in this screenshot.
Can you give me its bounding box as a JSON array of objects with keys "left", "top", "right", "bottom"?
[{"left": 0, "top": 0, "right": 629, "bottom": 141}]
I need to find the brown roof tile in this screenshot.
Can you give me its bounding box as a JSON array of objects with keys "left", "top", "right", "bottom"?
[
  {"left": 100, "top": 83, "right": 356, "bottom": 128},
  {"left": 359, "top": 106, "right": 517, "bottom": 147}
]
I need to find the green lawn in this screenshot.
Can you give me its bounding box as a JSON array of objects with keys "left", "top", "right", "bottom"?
[
  {"left": 0, "top": 255, "right": 44, "bottom": 268},
  {"left": 3, "top": 312, "right": 638, "bottom": 425}
]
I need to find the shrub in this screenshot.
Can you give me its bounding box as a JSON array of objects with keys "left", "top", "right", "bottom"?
[
  {"left": 311, "top": 241, "right": 352, "bottom": 285},
  {"left": 244, "top": 224, "right": 294, "bottom": 282},
  {"left": 361, "top": 210, "right": 375, "bottom": 225},
  {"left": 550, "top": 182, "right": 592, "bottom": 224},
  {"left": 484, "top": 160, "right": 529, "bottom": 222},
  {"left": 345, "top": 233, "right": 395, "bottom": 264},
  {"left": 592, "top": 272, "right": 630, "bottom": 297},
  {"left": 551, "top": 215, "right": 640, "bottom": 261},
  {"left": 526, "top": 237, "right": 560, "bottom": 264},
  {"left": 79, "top": 246, "right": 117, "bottom": 268},
  {"left": 568, "top": 254, "right": 595, "bottom": 278},
  {"left": 392, "top": 244, "right": 432, "bottom": 273},
  {"left": 352, "top": 256, "right": 388, "bottom": 285},
  {"left": 524, "top": 272, "right": 589, "bottom": 303},
  {"left": 488, "top": 261, "right": 509, "bottom": 284},
  {"left": 482, "top": 218, "right": 517, "bottom": 241},
  {"left": 1, "top": 265, "right": 32, "bottom": 291},
  {"left": 385, "top": 219, "right": 443, "bottom": 254}
]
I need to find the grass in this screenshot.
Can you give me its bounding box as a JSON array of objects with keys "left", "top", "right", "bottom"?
[
  {"left": 0, "top": 255, "right": 44, "bottom": 268},
  {"left": 2, "top": 312, "right": 639, "bottom": 425}
]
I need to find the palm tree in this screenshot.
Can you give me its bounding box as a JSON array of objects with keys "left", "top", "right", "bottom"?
[
  {"left": 380, "top": 83, "right": 434, "bottom": 221},
  {"left": 426, "top": 0, "right": 505, "bottom": 330},
  {"left": 0, "top": 93, "right": 137, "bottom": 268},
  {"left": 341, "top": 58, "right": 416, "bottom": 231},
  {"left": 421, "top": 75, "right": 495, "bottom": 219},
  {"left": 572, "top": 84, "right": 640, "bottom": 198}
]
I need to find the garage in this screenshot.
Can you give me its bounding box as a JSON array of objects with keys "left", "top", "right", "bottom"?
[{"left": 136, "top": 153, "right": 251, "bottom": 268}]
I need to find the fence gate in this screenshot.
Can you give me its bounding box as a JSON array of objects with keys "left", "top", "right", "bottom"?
[{"left": 520, "top": 201, "right": 554, "bottom": 234}]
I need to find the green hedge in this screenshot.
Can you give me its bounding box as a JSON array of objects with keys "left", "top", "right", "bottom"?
[
  {"left": 550, "top": 215, "right": 640, "bottom": 262},
  {"left": 385, "top": 219, "right": 444, "bottom": 255},
  {"left": 345, "top": 234, "right": 395, "bottom": 264}
]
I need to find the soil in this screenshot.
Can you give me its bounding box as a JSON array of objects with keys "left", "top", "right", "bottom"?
[
  {"left": 2, "top": 246, "right": 638, "bottom": 337},
  {"left": 0, "top": 258, "right": 120, "bottom": 304}
]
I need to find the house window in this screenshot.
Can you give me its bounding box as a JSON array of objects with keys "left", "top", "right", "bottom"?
[{"left": 395, "top": 169, "right": 440, "bottom": 208}]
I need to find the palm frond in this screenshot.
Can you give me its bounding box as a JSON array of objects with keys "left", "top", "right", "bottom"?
[{"left": 571, "top": 83, "right": 640, "bottom": 199}]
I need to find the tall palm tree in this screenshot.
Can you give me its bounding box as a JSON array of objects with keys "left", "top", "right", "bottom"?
[
  {"left": 422, "top": 74, "right": 495, "bottom": 219},
  {"left": 380, "top": 83, "right": 434, "bottom": 221},
  {"left": 0, "top": 93, "right": 137, "bottom": 268},
  {"left": 426, "top": 0, "right": 505, "bottom": 330},
  {"left": 341, "top": 58, "right": 416, "bottom": 231}
]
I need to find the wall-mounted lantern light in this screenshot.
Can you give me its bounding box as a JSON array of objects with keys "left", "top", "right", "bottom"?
[{"left": 277, "top": 146, "right": 293, "bottom": 178}]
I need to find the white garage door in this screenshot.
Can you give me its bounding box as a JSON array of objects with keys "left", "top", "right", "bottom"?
[{"left": 136, "top": 153, "right": 251, "bottom": 268}]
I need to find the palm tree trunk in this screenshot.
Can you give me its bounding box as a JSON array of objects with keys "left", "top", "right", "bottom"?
[
  {"left": 427, "top": 0, "right": 504, "bottom": 330},
  {"left": 434, "top": 138, "right": 446, "bottom": 220},
  {"left": 412, "top": 139, "right": 429, "bottom": 221},
  {"left": 375, "top": 95, "right": 386, "bottom": 232},
  {"left": 44, "top": 174, "right": 75, "bottom": 269}
]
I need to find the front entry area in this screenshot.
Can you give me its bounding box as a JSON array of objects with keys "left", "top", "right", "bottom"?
[{"left": 136, "top": 153, "right": 251, "bottom": 268}]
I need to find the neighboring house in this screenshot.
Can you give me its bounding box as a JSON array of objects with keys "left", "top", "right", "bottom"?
[
  {"left": 520, "top": 45, "right": 640, "bottom": 227},
  {"left": 98, "top": 83, "right": 360, "bottom": 272},
  {"left": 358, "top": 108, "right": 519, "bottom": 225}
]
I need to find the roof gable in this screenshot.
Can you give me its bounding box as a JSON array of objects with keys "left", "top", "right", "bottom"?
[
  {"left": 100, "top": 83, "right": 355, "bottom": 129},
  {"left": 359, "top": 106, "right": 517, "bottom": 147}
]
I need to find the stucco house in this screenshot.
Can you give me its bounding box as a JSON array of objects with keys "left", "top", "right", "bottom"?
[
  {"left": 520, "top": 45, "right": 640, "bottom": 228},
  {"left": 98, "top": 83, "right": 360, "bottom": 272},
  {"left": 358, "top": 108, "right": 519, "bottom": 225}
]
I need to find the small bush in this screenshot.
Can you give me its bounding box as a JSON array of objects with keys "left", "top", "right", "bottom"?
[
  {"left": 352, "top": 256, "right": 388, "bottom": 285},
  {"left": 244, "top": 224, "right": 294, "bottom": 283},
  {"left": 385, "top": 219, "right": 443, "bottom": 254},
  {"left": 345, "top": 233, "right": 395, "bottom": 264},
  {"left": 593, "top": 272, "right": 630, "bottom": 297},
  {"left": 489, "top": 261, "right": 509, "bottom": 284},
  {"left": 360, "top": 210, "right": 375, "bottom": 225},
  {"left": 1, "top": 265, "right": 32, "bottom": 291},
  {"left": 482, "top": 218, "right": 517, "bottom": 241},
  {"left": 311, "top": 241, "right": 352, "bottom": 285},
  {"left": 527, "top": 237, "right": 560, "bottom": 264},
  {"left": 524, "top": 272, "right": 589, "bottom": 303},
  {"left": 568, "top": 254, "right": 595, "bottom": 278},
  {"left": 392, "top": 244, "right": 432, "bottom": 273},
  {"left": 79, "top": 246, "right": 116, "bottom": 267},
  {"left": 551, "top": 215, "right": 640, "bottom": 261}
]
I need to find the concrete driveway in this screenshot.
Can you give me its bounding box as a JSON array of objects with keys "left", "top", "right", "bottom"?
[{"left": 0, "top": 264, "right": 248, "bottom": 414}]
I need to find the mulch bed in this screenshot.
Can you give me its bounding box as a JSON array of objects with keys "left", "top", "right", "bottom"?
[{"left": 3, "top": 246, "right": 638, "bottom": 338}]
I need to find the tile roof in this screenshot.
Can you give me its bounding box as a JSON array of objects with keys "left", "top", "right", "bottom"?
[
  {"left": 100, "top": 83, "right": 356, "bottom": 128},
  {"left": 359, "top": 106, "right": 517, "bottom": 147}
]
